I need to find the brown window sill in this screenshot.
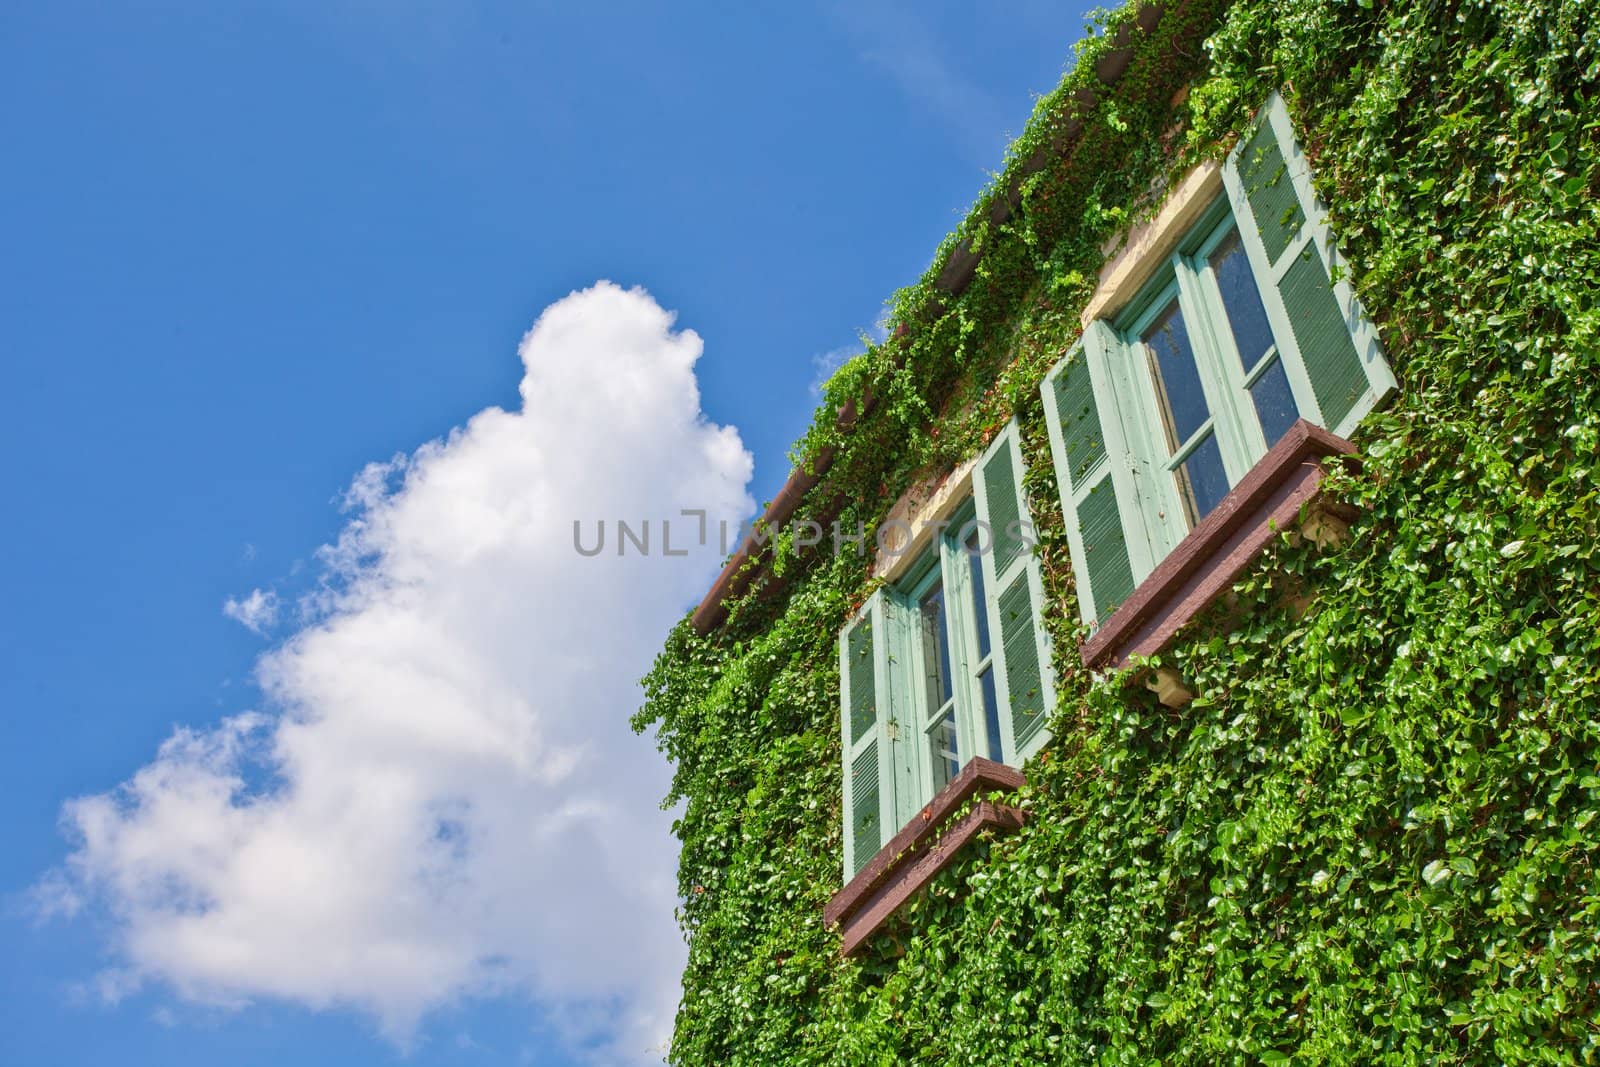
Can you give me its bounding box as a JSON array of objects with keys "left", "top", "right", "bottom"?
[
  {"left": 1081, "top": 419, "right": 1358, "bottom": 671},
  {"left": 824, "top": 758, "right": 1025, "bottom": 958}
]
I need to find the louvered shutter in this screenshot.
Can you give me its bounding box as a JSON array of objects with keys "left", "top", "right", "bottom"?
[
  {"left": 1223, "top": 92, "right": 1396, "bottom": 439},
  {"left": 838, "top": 591, "right": 908, "bottom": 878},
  {"left": 972, "top": 423, "right": 1055, "bottom": 764},
  {"left": 1041, "top": 321, "right": 1164, "bottom": 625}
]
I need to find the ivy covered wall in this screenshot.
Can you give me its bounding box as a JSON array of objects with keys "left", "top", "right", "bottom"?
[{"left": 634, "top": 0, "right": 1600, "bottom": 1062}]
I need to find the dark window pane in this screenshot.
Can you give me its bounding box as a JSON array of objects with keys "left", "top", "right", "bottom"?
[
  {"left": 1174, "top": 431, "right": 1231, "bottom": 525},
  {"left": 1250, "top": 357, "right": 1300, "bottom": 447},
  {"left": 1142, "top": 298, "right": 1211, "bottom": 449},
  {"left": 1210, "top": 229, "right": 1277, "bottom": 374},
  {"left": 929, "top": 710, "right": 959, "bottom": 788},
  {"left": 964, "top": 530, "right": 992, "bottom": 659},
  {"left": 918, "top": 582, "right": 953, "bottom": 711},
  {"left": 978, "top": 666, "right": 1003, "bottom": 763}
]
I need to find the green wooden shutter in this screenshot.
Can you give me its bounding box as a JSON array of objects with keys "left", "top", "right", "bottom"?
[
  {"left": 877, "top": 592, "right": 925, "bottom": 830},
  {"left": 1223, "top": 92, "right": 1396, "bottom": 439},
  {"left": 973, "top": 423, "right": 1055, "bottom": 764},
  {"left": 838, "top": 591, "right": 913, "bottom": 878},
  {"left": 1041, "top": 322, "right": 1163, "bottom": 625}
]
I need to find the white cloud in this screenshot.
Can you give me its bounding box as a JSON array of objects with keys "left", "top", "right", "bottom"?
[
  {"left": 808, "top": 344, "right": 860, "bottom": 399},
  {"left": 808, "top": 314, "right": 891, "bottom": 397},
  {"left": 44, "top": 282, "right": 754, "bottom": 1063},
  {"left": 222, "top": 588, "right": 280, "bottom": 635},
  {"left": 827, "top": 0, "right": 1013, "bottom": 166}
]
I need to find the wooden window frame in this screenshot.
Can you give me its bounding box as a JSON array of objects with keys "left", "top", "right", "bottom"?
[
  {"left": 1079, "top": 417, "right": 1358, "bottom": 670},
  {"left": 825, "top": 758, "right": 1026, "bottom": 958}
]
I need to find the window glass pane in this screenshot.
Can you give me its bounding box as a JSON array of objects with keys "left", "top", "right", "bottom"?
[
  {"left": 1174, "top": 431, "right": 1231, "bottom": 525},
  {"left": 929, "top": 710, "right": 959, "bottom": 789},
  {"left": 963, "top": 530, "right": 992, "bottom": 659},
  {"left": 918, "top": 581, "right": 953, "bottom": 712},
  {"left": 978, "top": 667, "right": 1003, "bottom": 763},
  {"left": 1142, "top": 298, "right": 1211, "bottom": 449},
  {"left": 1209, "top": 229, "right": 1277, "bottom": 374},
  {"left": 1250, "top": 357, "right": 1299, "bottom": 447}
]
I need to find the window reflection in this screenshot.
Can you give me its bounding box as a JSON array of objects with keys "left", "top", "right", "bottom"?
[
  {"left": 1211, "top": 229, "right": 1300, "bottom": 447},
  {"left": 930, "top": 710, "right": 959, "bottom": 788},
  {"left": 965, "top": 530, "right": 991, "bottom": 658},
  {"left": 919, "top": 580, "right": 959, "bottom": 788},
  {"left": 1210, "top": 231, "right": 1275, "bottom": 373},
  {"left": 918, "top": 582, "right": 953, "bottom": 712},
  {"left": 1142, "top": 298, "right": 1211, "bottom": 449},
  {"left": 1249, "top": 358, "right": 1299, "bottom": 446},
  {"left": 1174, "top": 432, "right": 1231, "bottom": 526},
  {"left": 1144, "top": 297, "right": 1231, "bottom": 525}
]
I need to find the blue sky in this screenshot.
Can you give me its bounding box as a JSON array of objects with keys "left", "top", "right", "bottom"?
[{"left": 0, "top": 3, "right": 1095, "bottom": 1064}]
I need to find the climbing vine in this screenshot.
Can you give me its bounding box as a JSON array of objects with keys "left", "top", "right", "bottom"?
[{"left": 634, "top": 0, "right": 1600, "bottom": 1062}]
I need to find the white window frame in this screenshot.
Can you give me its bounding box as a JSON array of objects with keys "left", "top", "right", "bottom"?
[
  {"left": 1043, "top": 93, "right": 1398, "bottom": 627},
  {"left": 837, "top": 424, "right": 1054, "bottom": 878}
]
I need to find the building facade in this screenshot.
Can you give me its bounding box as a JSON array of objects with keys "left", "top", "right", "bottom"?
[{"left": 637, "top": 0, "right": 1599, "bottom": 1061}]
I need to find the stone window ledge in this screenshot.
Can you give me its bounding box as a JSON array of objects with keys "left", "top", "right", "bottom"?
[
  {"left": 824, "top": 758, "right": 1025, "bottom": 958},
  {"left": 1081, "top": 419, "right": 1358, "bottom": 675}
]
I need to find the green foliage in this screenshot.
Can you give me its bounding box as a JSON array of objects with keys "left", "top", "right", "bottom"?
[{"left": 634, "top": 0, "right": 1600, "bottom": 1061}]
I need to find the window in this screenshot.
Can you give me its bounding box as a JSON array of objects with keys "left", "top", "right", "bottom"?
[
  {"left": 1042, "top": 93, "right": 1396, "bottom": 630},
  {"left": 905, "top": 502, "right": 1009, "bottom": 797},
  {"left": 837, "top": 423, "right": 1053, "bottom": 879}
]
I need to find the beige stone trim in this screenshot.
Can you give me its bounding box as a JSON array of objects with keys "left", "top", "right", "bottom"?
[
  {"left": 1080, "top": 160, "right": 1224, "bottom": 328},
  {"left": 872, "top": 456, "right": 979, "bottom": 582}
]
